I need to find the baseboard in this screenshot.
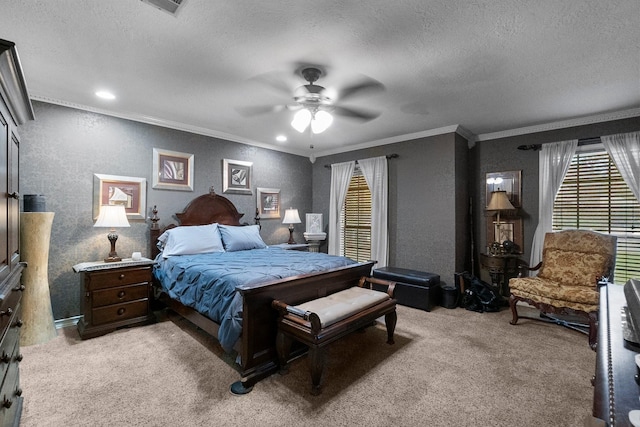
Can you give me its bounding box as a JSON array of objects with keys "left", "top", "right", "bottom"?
[{"left": 55, "top": 315, "right": 82, "bottom": 330}]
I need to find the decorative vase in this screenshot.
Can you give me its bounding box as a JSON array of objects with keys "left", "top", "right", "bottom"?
[{"left": 19, "top": 212, "right": 57, "bottom": 346}]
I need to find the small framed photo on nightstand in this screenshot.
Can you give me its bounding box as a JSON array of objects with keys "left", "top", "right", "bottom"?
[{"left": 306, "top": 213, "right": 323, "bottom": 234}]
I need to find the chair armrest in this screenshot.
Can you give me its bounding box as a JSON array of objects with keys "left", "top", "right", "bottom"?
[
  {"left": 272, "top": 299, "right": 321, "bottom": 332},
  {"left": 517, "top": 260, "right": 542, "bottom": 277},
  {"left": 358, "top": 276, "right": 396, "bottom": 297}
]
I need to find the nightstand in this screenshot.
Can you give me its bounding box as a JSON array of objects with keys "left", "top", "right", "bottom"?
[
  {"left": 270, "top": 243, "right": 310, "bottom": 251},
  {"left": 73, "top": 259, "right": 155, "bottom": 339}
]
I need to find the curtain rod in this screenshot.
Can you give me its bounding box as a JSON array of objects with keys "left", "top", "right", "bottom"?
[
  {"left": 323, "top": 153, "right": 399, "bottom": 169},
  {"left": 517, "top": 137, "right": 601, "bottom": 151}
]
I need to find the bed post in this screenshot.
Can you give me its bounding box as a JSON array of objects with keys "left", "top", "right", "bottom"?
[{"left": 150, "top": 205, "right": 160, "bottom": 259}]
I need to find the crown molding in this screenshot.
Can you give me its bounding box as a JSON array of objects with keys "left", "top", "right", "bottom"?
[
  {"left": 30, "top": 95, "right": 310, "bottom": 157},
  {"left": 313, "top": 125, "right": 466, "bottom": 157},
  {"left": 31, "top": 95, "right": 639, "bottom": 158},
  {"left": 475, "top": 108, "right": 640, "bottom": 141}
]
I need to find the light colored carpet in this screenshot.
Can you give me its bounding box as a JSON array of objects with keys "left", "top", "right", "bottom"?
[{"left": 19, "top": 305, "right": 595, "bottom": 426}]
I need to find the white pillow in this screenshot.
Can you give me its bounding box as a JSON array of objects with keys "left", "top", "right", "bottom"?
[
  {"left": 218, "top": 224, "right": 267, "bottom": 252},
  {"left": 158, "top": 223, "right": 225, "bottom": 257}
]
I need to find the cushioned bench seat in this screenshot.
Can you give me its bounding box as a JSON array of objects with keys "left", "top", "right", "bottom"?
[{"left": 272, "top": 276, "right": 397, "bottom": 395}]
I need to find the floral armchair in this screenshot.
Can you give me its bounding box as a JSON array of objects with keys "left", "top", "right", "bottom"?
[{"left": 509, "top": 230, "right": 617, "bottom": 350}]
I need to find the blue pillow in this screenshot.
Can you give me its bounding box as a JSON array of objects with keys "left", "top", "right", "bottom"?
[
  {"left": 218, "top": 224, "right": 267, "bottom": 252},
  {"left": 158, "top": 223, "right": 225, "bottom": 257}
]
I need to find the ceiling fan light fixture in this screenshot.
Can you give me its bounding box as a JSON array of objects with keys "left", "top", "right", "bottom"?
[
  {"left": 311, "top": 110, "right": 333, "bottom": 134},
  {"left": 291, "top": 109, "right": 311, "bottom": 133}
]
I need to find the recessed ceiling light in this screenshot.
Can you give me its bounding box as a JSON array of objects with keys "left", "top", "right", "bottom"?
[
  {"left": 95, "top": 90, "right": 116, "bottom": 100},
  {"left": 276, "top": 135, "right": 287, "bottom": 142}
]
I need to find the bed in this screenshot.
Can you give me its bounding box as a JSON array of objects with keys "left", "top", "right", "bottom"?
[{"left": 150, "top": 190, "right": 375, "bottom": 393}]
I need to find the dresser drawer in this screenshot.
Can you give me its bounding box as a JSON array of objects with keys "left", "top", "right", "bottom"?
[
  {"left": 92, "top": 283, "right": 149, "bottom": 308},
  {"left": 91, "top": 299, "right": 149, "bottom": 326},
  {"left": 0, "top": 284, "right": 22, "bottom": 335},
  {"left": 0, "top": 340, "right": 21, "bottom": 426},
  {"left": 85, "top": 267, "right": 151, "bottom": 291},
  {"left": 0, "top": 312, "right": 20, "bottom": 370}
]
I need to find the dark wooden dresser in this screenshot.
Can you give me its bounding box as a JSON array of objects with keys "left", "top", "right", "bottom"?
[
  {"left": 76, "top": 260, "right": 155, "bottom": 339},
  {"left": 0, "top": 39, "right": 34, "bottom": 427},
  {"left": 593, "top": 284, "right": 640, "bottom": 426}
]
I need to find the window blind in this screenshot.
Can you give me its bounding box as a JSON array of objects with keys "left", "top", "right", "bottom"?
[
  {"left": 553, "top": 149, "right": 640, "bottom": 282},
  {"left": 341, "top": 172, "right": 371, "bottom": 262}
]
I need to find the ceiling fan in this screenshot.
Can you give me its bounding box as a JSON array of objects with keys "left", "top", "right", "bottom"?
[{"left": 237, "top": 65, "right": 385, "bottom": 134}]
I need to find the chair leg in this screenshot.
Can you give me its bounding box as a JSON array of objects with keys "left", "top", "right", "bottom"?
[
  {"left": 509, "top": 295, "right": 519, "bottom": 325},
  {"left": 385, "top": 310, "right": 397, "bottom": 345}
]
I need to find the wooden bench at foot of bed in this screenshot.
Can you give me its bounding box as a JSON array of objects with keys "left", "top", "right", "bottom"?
[{"left": 272, "top": 276, "right": 397, "bottom": 395}]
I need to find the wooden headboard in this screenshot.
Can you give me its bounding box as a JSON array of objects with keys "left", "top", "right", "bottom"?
[{"left": 150, "top": 189, "right": 248, "bottom": 259}]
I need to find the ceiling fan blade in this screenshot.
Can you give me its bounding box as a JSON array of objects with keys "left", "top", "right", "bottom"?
[
  {"left": 250, "top": 72, "right": 294, "bottom": 96},
  {"left": 338, "top": 78, "right": 385, "bottom": 102},
  {"left": 235, "top": 104, "right": 285, "bottom": 117},
  {"left": 332, "top": 106, "right": 381, "bottom": 122}
]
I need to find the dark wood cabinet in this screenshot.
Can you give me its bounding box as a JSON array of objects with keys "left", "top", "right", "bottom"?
[
  {"left": 77, "top": 262, "right": 155, "bottom": 339},
  {"left": 593, "top": 284, "right": 639, "bottom": 426},
  {"left": 0, "top": 39, "right": 33, "bottom": 427}
]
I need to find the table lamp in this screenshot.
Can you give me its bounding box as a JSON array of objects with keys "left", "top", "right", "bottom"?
[
  {"left": 486, "top": 190, "right": 515, "bottom": 244},
  {"left": 282, "top": 208, "right": 301, "bottom": 244},
  {"left": 94, "top": 204, "right": 130, "bottom": 262}
]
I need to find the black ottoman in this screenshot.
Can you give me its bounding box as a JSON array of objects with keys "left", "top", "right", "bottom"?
[{"left": 372, "top": 267, "right": 441, "bottom": 311}]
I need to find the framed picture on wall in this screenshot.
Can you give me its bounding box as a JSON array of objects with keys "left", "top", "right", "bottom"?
[
  {"left": 257, "top": 187, "right": 280, "bottom": 219},
  {"left": 486, "top": 216, "right": 524, "bottom": 253},
  {"left": 152, "top": 148, "right": 194, "bottom": 191},
  {"left": 93, "top": 174, "right": 146, "bottom": 220},
  {"left": 223, "top": 159, "right": 252, "bottom": 194}
]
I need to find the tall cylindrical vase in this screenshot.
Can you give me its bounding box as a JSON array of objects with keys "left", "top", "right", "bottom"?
[{"left": 20, "top": 212, "right": 57, "bottom": 346}]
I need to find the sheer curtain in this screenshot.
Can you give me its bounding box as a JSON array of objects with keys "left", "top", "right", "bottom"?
[
  {"left": 529, "top": 140, "right": 578, "bottom": 268},
  {"left": 358, "top": 156, "right": 389, "bottom": 268},
  {"left": 602, "top": 131, "right": 640, "bottom": 201},
  {"left": 328, "top": 161, "right": 355, "bottom": 256}
]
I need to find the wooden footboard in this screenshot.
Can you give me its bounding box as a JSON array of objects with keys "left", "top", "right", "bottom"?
[
  {"left": 238, "top": 261, "right": 375, "bottom": 377},
  {"left": 154, "top": 261, "right": 375, "bottom": 386}
]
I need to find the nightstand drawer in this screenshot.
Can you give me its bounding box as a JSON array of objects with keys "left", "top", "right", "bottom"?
[
  {"left": 85, "top": 267, "right": 151, "bottom": 290},
  {"left": 92, "top": 283, "right": 149, "bottom": 308},
  {"left": 91, "top": 300, "right": 149, "bottom": 326}
]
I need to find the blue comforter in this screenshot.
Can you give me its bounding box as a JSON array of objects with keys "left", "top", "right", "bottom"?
[{"left": 153, "top": 248, "right": 356, "bottom": 351}]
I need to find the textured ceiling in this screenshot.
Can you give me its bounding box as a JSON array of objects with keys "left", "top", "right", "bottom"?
[{"left": 2, "top": 0, "right": 639, "bottom": 157}]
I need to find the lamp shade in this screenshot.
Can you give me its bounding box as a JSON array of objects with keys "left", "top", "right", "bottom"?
[
  {"left": 282, "top": 208, "right": 301, "bottom": 225},
  {"left": 487, "top": 190, "right": 515, "bottom": 211},
  {"left": 291, "top": 109, "right": 312, "bottom": 133},
  {"left": 311, "top": 111, "right": 333, "bottom": 134},
  {"left": 94, "top": 205, "right": 130, "bottom": 228}
]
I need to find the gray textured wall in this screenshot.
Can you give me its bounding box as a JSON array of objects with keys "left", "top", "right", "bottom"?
[
  {"left": 471, "top": 117, "right": 640, "bottom": 274},
  {"left": 20, "top": 101, "right": 312, "bottom": 319},
  {"left": 312, "top": 132, "right": 468, "bottom": 287},
  {"left": 19, "top": 101, "right": 640, "bottom": 320}
]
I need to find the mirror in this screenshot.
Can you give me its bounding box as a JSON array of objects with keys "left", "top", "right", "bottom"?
[{"left": 485, "top": 170, "right": 521, "bottom": 208}]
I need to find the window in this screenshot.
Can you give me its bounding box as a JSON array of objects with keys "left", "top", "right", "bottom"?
[
  {"left": 553, "top": 146, "right": 640, "bottom": 282},
  {"left": 340, "top": 171, "right": 371, "bottom": 262}
]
